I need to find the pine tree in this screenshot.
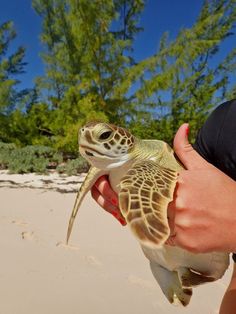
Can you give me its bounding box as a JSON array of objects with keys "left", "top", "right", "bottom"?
[
  {"left": 126, "top": 0, "right": 236, "bottom": 142},
  {"left": 33, "top": 0, "right": 236, "bottom": 152},
  {"left": 0, "top": 21, "right": 30, "bottom": 142},
  {"left": 32, "top": 0, "right": 144, "bottom": 152}
]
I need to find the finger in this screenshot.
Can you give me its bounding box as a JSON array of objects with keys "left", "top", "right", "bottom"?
[
  {"left": 172, "top": 236, "right": 194, "bottom": 252},
  {"left": 170, "top": 229, "right": 200, "bottom": 253},
  {"left": 167, "top": 177, "right": 180, "bottom": 234},
  {"left": 166, "top": 202, "right": 177, "bottom": 246},
  {"left": 91, "top": 186, "right": 126, "bottom": 226},
  {"left": 165, "top": 235, "right": 176, "bottom": 246},
  {"left": 167, "top": 200, "right": 176, "bottom": 235},
  {"left": 173, "top": 123, "right": 210, "bottom": 170},
  {"left": 166, "top": 195, "right": 177, "bottom": 246},
  {"left": 94, "top": 175, "right": 119, "bottom": 207}
]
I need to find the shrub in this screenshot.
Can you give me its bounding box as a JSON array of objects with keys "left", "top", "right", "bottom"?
[
  {"left": 0, "top": 142, "right": 61, "bottom": 174},
  {"left": 0, "top": 141, "right": 88, "bottom": 174},
  {"left": 57, "top": 157, "right": 89, "bottom": 176},
  {"left": 7, "top": 147, "right": 50, "bottom": 174},
  {"left": 0, "top": 142, "right": 17, "bottom": 170}
]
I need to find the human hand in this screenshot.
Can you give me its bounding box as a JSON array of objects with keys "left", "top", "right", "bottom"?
[
  {"left": 167, "top": 124, "right": 236, "bottom": 253},
  {"left": 91, "top": 175, "right": 127, "bottom": 226}
]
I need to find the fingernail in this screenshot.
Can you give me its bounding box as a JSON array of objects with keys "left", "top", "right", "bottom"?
[
  {"left": 186, "top": 124, "right": 189, "bottom": 136},
  {"left": 111, "top": 198, "right": 118, "bottom": 206},
  {"left": 119, "top": 218, "right": 127, "bottom": 226},
  {"left": 111, "top": 211, "right": 118, "bottom": 218}
]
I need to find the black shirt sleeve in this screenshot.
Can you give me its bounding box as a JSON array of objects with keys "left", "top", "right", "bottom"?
[{"left": 193, "top": 99, "right": 236, "bottom": 181}]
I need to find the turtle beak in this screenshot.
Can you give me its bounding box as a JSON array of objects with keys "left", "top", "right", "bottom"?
[{"left": 85, "top": 150, "right": 94, "bottom": 157}]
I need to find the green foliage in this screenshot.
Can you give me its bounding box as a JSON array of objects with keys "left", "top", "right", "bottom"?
[
  {"left": 2, "top": 1, "right": 236, "bottom": 159},
  {"left": 0, "top": 141, "right": 87, "bottom": 174},
  {"left": 31, "top": 0, "right": 144, "bottom": 151},
  {"left": 7, "top": 148, "right": 49, "bottom": 174},
  {"left": 0, "top": 142, "right": 17, "bottom": 169},
  {"left": 57, "top": 157, "right": 89, "bottom": 176},
  {"left": 0, "top": 21, "right": 34, "bottom": 144},
  {"left": 125, "top": 0, "right": 236, "bottom": 142},
  {"left": 0, "top": 21, "right": 27, "bottom": 108},
  {"left": 30, "top": 0, "right": 236, "bottom": 149},
  {"left": 0, "top": 143, "right": 58, "bottom": 173}
]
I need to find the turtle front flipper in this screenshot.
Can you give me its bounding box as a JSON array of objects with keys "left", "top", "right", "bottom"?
[
  {"left": 119, "top": 160, "right": 178, "bottom": 248},
  {"left": 67, "top": 166, "right": 104, "bottom": 243}
]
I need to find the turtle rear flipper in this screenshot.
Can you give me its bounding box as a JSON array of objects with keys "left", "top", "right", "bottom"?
[
  {"left": 119, "top": 160, "right": 178, "bottom": 248},
  {"left": 178, "top": 267, "right": 216, "bottom": 287},
  {"left": 150, "top": 262, "right": 192, "bottom": 306}
]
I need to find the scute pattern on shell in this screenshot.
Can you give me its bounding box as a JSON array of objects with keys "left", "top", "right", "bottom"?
[{"left": 119, "top": 160, "right": 178, "bottom": 247}]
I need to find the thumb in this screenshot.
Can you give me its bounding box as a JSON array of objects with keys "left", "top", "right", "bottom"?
[{"left": 173, "top": 123, "right": 210, "bottom": 170}]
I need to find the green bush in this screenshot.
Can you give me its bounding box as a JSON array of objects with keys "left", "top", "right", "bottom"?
[
  {"left": 5, "top": 146, "right": 53, "bottom": 174},
  {"left": 0, "top": 141, "right": 88, "bottom": 175},
  {"left": 57, "top": 157, "right": 89, "bottom": 176},
  {"left": 0, "top": 142, "right": 17, "bottom": 170},
  {"left": 7, "top": 149, "right": 48, "bottom": 174}
]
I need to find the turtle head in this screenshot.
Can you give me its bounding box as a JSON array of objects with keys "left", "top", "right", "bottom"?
[{"left": 79, "top": 122, "right": 135, "bottom": 169}]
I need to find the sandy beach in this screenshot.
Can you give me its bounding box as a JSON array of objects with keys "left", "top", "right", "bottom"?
[{"left": 0, "top": 173, "right": 233, "bottom": 314}]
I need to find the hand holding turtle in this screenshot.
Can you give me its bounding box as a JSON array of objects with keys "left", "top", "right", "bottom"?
[
  {"left": 92, "top": 123, "right": 236, "bottom": 254},
  {"left": 168, "top": 123, "right": 236, "bottom": 253},
  {"left": 91, "top": 175, "right": 126, "bottom": 225}
]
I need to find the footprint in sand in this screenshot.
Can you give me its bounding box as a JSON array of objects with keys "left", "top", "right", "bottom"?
[
  {"left": 12, "top": 220, "right": 29, "bottom": 227},
  {"left": 85, "top": 255, "right": 102, "bottom": 267},
  {"left": 128, "top": 275, "right": 155, "bottom": 290},
  {"left": 21, "top": 231, "right": 38, "bottom": 242},
  {"left": 56, "top": 241, "right": 80, "bottom": 251},
  {"left": 0, "top": 216, "right": 8, "bottom": 223}
]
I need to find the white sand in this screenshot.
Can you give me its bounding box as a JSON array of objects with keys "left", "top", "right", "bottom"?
[
  {"left": 0, "top": 170, "right": 86, "bottom": 192},
  {"left": 0, "top": 185, "right": 233, "bottom": 314}
]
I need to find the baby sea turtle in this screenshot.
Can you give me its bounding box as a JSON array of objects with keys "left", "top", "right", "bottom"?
[{"left": 67, "top": 122, "right": 229, "bottom": 306}]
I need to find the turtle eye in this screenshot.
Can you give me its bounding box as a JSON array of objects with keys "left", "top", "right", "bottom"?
[{"left": 99, "top": 131, "right": 112, "bottom": 140}]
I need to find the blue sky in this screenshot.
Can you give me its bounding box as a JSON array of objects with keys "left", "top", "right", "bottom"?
[{"left": 1, "top": 0, "right": 235, "bottom": 90}]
